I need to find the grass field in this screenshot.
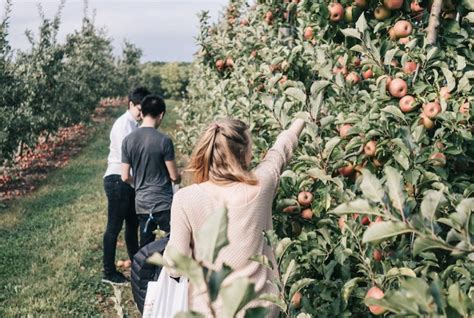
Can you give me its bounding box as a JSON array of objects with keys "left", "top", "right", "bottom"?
[{"left": 0, "top": 101, "right": 180, "bottom": 317}]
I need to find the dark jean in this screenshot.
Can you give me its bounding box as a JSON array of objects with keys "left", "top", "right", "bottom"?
[
  {"left": 138, "top": 210, "right": 171, "bottom": 248},
  {"left": 103, "top": 175, "right": 139, "bottom": 274}
]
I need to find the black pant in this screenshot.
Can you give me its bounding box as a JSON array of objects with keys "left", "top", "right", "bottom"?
[
  {"left": 103, "top": 175, "right": 139, "bottom": 274},
  {"left": 138, "top": 210, "right": 170, "bottom": 248}
]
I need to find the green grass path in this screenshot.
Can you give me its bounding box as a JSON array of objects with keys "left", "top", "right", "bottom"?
[{"left": 0, "top": 102, "right": 179, "bottom": 317}]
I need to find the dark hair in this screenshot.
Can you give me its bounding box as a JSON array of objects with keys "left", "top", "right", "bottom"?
[
  {"left": 128, "top": 86, "right": 151, "bottom": 107},
  {"left": 141, "top": 95, "right": 166, "bottom": 118}
]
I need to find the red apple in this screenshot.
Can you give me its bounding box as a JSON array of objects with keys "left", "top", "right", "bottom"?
[
  {"left": 216, "top": 59, "right": 225, "bottom": 71},
  {"left": 301, "top": 208, "right": 313, "bottom": 220},
  {"left": 291, "top": 292, "right": 302, "bottom": 308},
  {"left": 304, "top": 27, "right": 314, "bottom": 40},
  {"left": 375, "top": 216, "right": 383, "bottom": 223},
  {"left": 388, "top": 78, "right": 408, "bottom": 98},
  {"left": 419, "top": 114, "right": 434, "bottom": 129},
  {"left": 373, "top": 249, "right": 383, "bottom": 262},
  {"left": 430, "top": 152, "right": 446, "bottom": 167},
  {"left": 374, "top": 6, "right": 391, "bottom": 20},
  {"left": 403, "top": 61, "right": 418, "bottom": 74},
  {"left": 460, "top": 101, "right": 470, "bottom": 115},
  {"left": 362, "top": 68, "right": 373, "bottom": 79},
  {"left": 279, "top": 75, "right": 288, "bottom": 85},
  {"left": 393, "top": 20, "right": 413, "bottom": 38},
  {"left": 384, "top": 0, "right": 403, "bottom": 10},
  {"left": 225, "top": 57, "right": 234, "bottom": 68},
  {"left": 283, "top": 205, "right": 298, "bottom": 213},
  {"left": 361, "top": 215, "right": 371, "bottom": 225},
  {"left": 298, "top": 191, "right": 313, "bottom": 206},
  {"left": 338, "top": 216, "right": 346, "bottom": 230},
  {"left": 328, "top": 3, "right": 344, "bottom": 22},
  {"left": 339, "top": 163, "right": 354, "bottom": 177},
  {"left": 399, "top": 36, "right": 410, "bottom": 45},
  {"left": 410, "top": 1, "right": 423, "bottom": 12},
  {"left": 423, "top": 102, "right": 441, "bottom": 118},
  {"left": 345, "top": 6, "right": 354, "bottom": 22},
  {"left": 399, "top": 95, "right": 416, "bottom": 113},
  {"left": 366, "top": 286, "right": 386, "bottom": 315},
  {"left": 339, "top": 124, "right": 352, "bottom": 138},
  {"left": 364, "top": 141, "right": 377, "bottom": 157},
  {"left": 333, "top": 66, "right": 348, "bottom": 75},
  {"left": 354, "top": 0, "right": 368, "bottom": 8},
  {"left": 346, "top": 72, "right": 361, "bottom": 84},
  {"left": 240, "top": 18, "right": 249, "bottom": 26}
]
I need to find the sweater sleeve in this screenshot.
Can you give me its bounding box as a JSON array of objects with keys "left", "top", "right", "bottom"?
[
  {"left": 163, "top": 191, "right": 192, "bottom": 277},
  {"left": 254, "top": 130, "right": 298, "bottom": 195}
]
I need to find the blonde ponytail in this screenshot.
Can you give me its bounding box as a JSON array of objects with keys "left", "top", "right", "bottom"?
[{"left": 188, "top": 118, "right": 258, "bottom": 185}]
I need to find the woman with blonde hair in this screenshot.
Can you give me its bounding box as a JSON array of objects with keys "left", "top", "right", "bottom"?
[{"left": 164, "top": 118, "right": 305, "bottom": 317}]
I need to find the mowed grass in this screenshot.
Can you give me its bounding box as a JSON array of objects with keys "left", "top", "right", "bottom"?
[{"left": 0, "top": 100, "right": 181, "bottom": 317}]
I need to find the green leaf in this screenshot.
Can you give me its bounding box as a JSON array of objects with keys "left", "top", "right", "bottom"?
[
  {"left": 282, "top": 259, "right": 296, "bottom": 286},
  {"left": 362, "top": 221, "right": 413, "bottom": 243},
  {"left": 384, "top": 166, "right": 405, "bottom": 216},
  {"left": 447, "top": 283, "right": 467, "bottom": 316},
  {"left": 360, "top": 169, "right": 385, "bottom": 203},
  {"left": 221, "top": 277, "right": 256, "bottom": 318},
  {"left": 330, "top": 199, "right": 379, "bottom": 215},
  {"left": 455, "top": 198, "right": 474, "bottom": 226},
  {"left": 285, "top": 87, "right": 306, "bottom": 104},
  {"left": 420, "top": 190, "right": 447, "bottom": 221},
  {"left": 275, "top": 237, "right": 293, "bottom": 260},
  {"left": 289, "top": 278, "right": 315, "bottom": 302},
  {"left": 340, "top": 28, "right": 361, "bottom": 40},
  {"left": 356, "top": 13, "right": 368, "bottom": 33},
  {"left": 161, "top": 246, "right": 206, "bottom": 288},
  {"left": 384, "top": 49, "right": 398, "bottom": 66},
  {"left": 195, "top": 207, "right": 229, "bottom": 263},
  {"left": 307, "top": 167, "right": 332, "bottom": 182},
  {"left": 386, "top": 267, "right": 417, "bottom": 278},
  {"left": 441, "top": 67, "right": 456, "bottom": 91},
  {"left": 257, "top": 293, "right": 287, "bottom": 312},
  {"left": 208, "top": 264, "right": 232, "bottom": 302},
  {"left": 413, "top": 237, "right": 452, "bottom": 256},
  {"left": 342, "top": 278, "right": 362, "bottom": 306},
  {"left": 381, "top": 105, "right": 406, "bottom": 122},
  {"left": 249, "top": 255, "right": 273, "bottom": 270},
  {"left": 322, "top": 136, "right": 341, "bottom": 159},
  {"left": 394, "top": 152, "right": 410, "bottom": 170}
]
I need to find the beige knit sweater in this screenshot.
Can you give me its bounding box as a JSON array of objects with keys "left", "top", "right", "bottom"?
[{"left": 164, "top": 130, "right": 298, "bottom": 317}]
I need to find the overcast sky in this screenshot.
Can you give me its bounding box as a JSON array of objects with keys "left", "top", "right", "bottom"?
[{"left": 5, "top": 0, "right": 230, "bottom": 62}]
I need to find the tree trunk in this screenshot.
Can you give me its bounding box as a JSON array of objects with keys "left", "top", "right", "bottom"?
[{"left": 427, "top": 0, "right": 443, "bottom": 45}]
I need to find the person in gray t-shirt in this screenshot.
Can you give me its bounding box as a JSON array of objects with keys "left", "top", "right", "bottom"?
[{"left": 121, "top": 95, "right": 181, "bottom": 247}]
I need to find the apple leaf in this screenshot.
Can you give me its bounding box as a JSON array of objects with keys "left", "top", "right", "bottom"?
[
  {"left": 362, "top": 221, "right": 413, "bottom": 243},
  {"left": 360, "top": 169, "right": 385, "bottom": 203},
  {"left": 331, "top": 199, "right": 379, "bottom": 215},
  {"left": 420, "top": 190, "right": 447, "bottom": 221},
  {"left": 384, "top": 166, "right": 405, "bottom": 216}
]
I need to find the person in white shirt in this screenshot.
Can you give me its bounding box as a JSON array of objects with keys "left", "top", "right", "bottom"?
[{"left": 102, "top": 87, "right": 150, "bottom": 285}]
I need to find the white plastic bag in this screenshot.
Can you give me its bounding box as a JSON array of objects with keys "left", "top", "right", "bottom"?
[{"left": 142, "top": 270, "right": 188, "bottom": 318}]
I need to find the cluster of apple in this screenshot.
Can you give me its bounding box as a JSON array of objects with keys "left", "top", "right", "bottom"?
[
  {"left": 215, "top": 57, "right": 234, "bottom": 72},
  {"left": 283, "top": 191, "right": 314, "bottom": 220}
]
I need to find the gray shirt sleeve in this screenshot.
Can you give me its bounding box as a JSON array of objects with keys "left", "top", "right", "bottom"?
[
  {"left": 121, "top": 136, "right": 131, "bottom": 164},
  {"left": 163, "top": 137, "right": 175, "bottom": 161}
]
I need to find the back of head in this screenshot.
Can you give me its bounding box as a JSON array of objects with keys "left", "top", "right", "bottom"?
[
  {"left": 129, "top": 86, "right": 151, "bottom": 106},
  {"left": 141, "top": 95, "right": 166, "bottom": 118},
  {"left": 188, "top": 118, "right": 257, "bottom": 185}
]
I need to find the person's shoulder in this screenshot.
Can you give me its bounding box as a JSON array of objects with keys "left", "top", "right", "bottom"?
[
  {"left": 173, "top": 184, "right": 199, "bottom": 202},
  {"left": 123, "top": 128, "right": 139, "bottom": 143}
]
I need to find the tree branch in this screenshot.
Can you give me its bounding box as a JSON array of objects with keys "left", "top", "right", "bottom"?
[{"left": 427, "top": 0, "right": 443, "bottom": 45}]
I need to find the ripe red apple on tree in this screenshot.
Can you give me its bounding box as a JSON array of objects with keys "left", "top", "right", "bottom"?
[
  {"left": 399, "top": 36, "right": 410, "bottom": 45},
  {"left": 264, "top": 11, "right": 273, "bottom": 24},
  {"left": 460, "top": 101, "right": 470, "bottom": 115},
  {"left": 301, "top": 208, "right": 313, "bottom": 220},
  {"left": 298, "top": 191, "right": 313, "bottom": 206},
  {"left": 399, "top": 95, "right": 416, "bottom": 113},
  {"left": 419, "top": 114, "right": 434, "bottom": 129},
  {"left": 423, "top": 102, "right": 441, "bottom": 118},
  {"left": 338, "top": 216, "right": 346, "bottom": 230},
  {"left": 388, "top": 78, "right": 408, "bottom": 98},
  {"left": 339, "top": 124, "right": 352, "bottom": 138},
  {"left": 225, "top": 57, "right": 234, "bottom": 68},
  {"left": 291, "top": 292, "right": 302, "bottom": 308},
  {"left": 430, "top": 152, "right": 446, "bottom": 167},
  {"left": 364, "top": 140, "right": 377, "bottom": 157},
  {"left": 410, "top": 1, "right": 423, "bottom": 12},
  {"left": 345, "top": 72, "right": 360, "bottom": 84},
  {"left": 384, "top": 0, "right": 403, "bottom": 10},
  {"left": 339, "top": 163, "right": 354, "bottom": 177},
  {"left": 328, "top": 3, "right": 344, "bottom": 22},
  {"left": 403, "top": 61, "right": 418, "bottom": 74},
  {"left": 373, "top": 249, "right": 383, "bottom": 262},
  {"left": 279, "top": 75, "right": 288, "bottom": 85},
  {"left": 366, "top": 286, "right": 386, "bottom": 315},
  {"left": 361, "top": 215, "right": 371, "bottom": 225},
  {"left": 393, "top": 20, "right": 413, "bottom": 38},
  {"left": 352, "top": 56, "right": 361, "bottom": 67},
  {"left": 216, "top": 59, "right": 225, "bottom": 71},
  {"left": 374, "top": 6, "right": 391, "bottom": 20},
  {"left": 304, "top": 26, "right": 314, "bottom": 40},
  {"left": 362, "top": 68, "right": 373, "bottom": 79},
  {"left": 333, "top": 66, "right": 348, "bottom": 75},
  {"left": 240, "top": 18, "right": 249, "bottom": 26},
  {"left": 283, "top": 205, "right": 298, "bottom": 213}
]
